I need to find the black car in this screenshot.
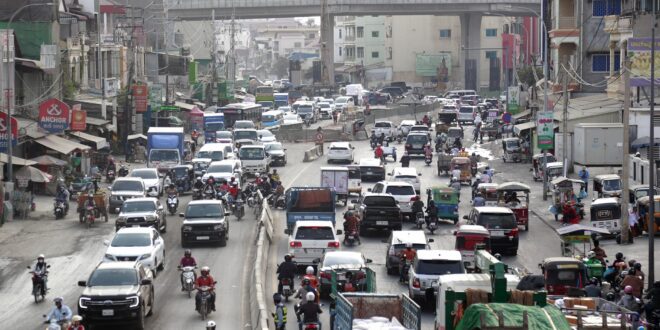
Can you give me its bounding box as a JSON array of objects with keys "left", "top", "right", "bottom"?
[
  {"left": 405, "top": 133, "right": 429, "bottom": 156},
  {"left": 265, "top": 142, "right": 287, "bottom": 166},
  {"left": 464, "top": 207, "right": 519, "bottom": 255},
  {"left": 180, "top": 200, "right": 230, "bottom": 247},
  {"left": 354, "top": 193, "right": 402, "bottom": 233}
]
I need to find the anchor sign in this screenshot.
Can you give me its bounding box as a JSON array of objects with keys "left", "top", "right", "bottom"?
[
  {"left": 0, "top": 111, "right": 18, "bottom": 152},
  {"left": 38, "top": 98, "right": 70, "bottom": 133},
  {"left": 0, "top": 117, "right": 6, "bottom": 132}
]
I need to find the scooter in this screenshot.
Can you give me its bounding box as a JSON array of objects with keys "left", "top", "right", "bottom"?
[
  {"left": 118, "top": 165, "right": 129, "bottom": 177},
  {"left": 167, "top": 194, "right": 178, "bottom": 216},
  {"left": 344, "top": 230, "right": 358, "bottom": 246},
  {"left": 84, "top": 205, "right": 95, "bottom": 228},
  {"left": 106, "top": 169, "right": 115, "bottom": 184},
  {"left": 415, "top": 212, "right": 425, "bottom": 229},
  {"left": 279, "top": 278, "right": 293, "bottom": 302},
  {"left": 54, "top": 200, "right": 66, "bottom": 220},
  {"left": 302, "top": 322, "right": 321, "bottom": 330},
  {"left": 234, "top": 198, "right": 245, "bottom": 221},
  {"left": 196, "top": 286, "right": 214, "bottom": 320},
  {"left": 179, "top": 266, "right": 197, "bottom": 298},
  {"left": 203, "top": 186, "right": 215, "bottom": 200},
  {"left": 424, "top": 154, "right": 432, "bottom": 166},
  {"left": 268, "top": 193, "right": 286, "bottom": 209},
  {"left": 28, "top": 265, "right": 49, "bottom": 303},
  {"left": 427, "top": 217, "right": 438, "bottom": 235},
  {"left": 192, "top": 188, "right": 203, "bottom": 200}
]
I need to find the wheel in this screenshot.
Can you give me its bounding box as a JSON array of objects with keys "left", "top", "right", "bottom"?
[
  {"left": 218, "top": 234, "right": 227, "bottom": 247},
  {"left": 525, "top": 223, "right": 529, "bottom": 231},
  {"left": 146, "top": 290, "right": 154, "bottom": 316},
  {"left": 135, "top": 306, "right": 146, "bottom": 330},
  {"left": 161, "top": 218, "right": 167, "bottom": 233},
  {"left": 157, "top": 253, "right": 165, "bottom": 271}
]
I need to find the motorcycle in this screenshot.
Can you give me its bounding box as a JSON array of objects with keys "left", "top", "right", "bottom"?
[
  {"left": 197, "top": 285, "right": 214, "bottom": 320},
  {"left": 192, "top": 188, "right": 203, "bottom": 200},
  {"left": 344, "top": 230, "right": 358, "bottom": 246},
  {"left": 279, "top": 278, "right": 293, "bottom": 302},
  {"left": 304, "top": 117, "right": 312, "bottom": 127},
  {"left": 28, "top": 265, "right": 49, "bottom": 303},
  {"left": 179, "top": 266, "right": 197, "bottom": 298},
  {"left": 424, "top": 154, "right": 432, "bottom": 166},
  {"left": 203, "top": 186, "right": 215, "bottom": 200},
  {"left": 54, "top": 200, "right": 66, "bottom": 220},
  {"left": 176, "top": 179, "right": 187, "bottom": 194},
  {"left": 234, "top": 198, "right": 245, "bottom": 221},
  {"left": 415, "top": 212, "right": 425, "bottom": 229},
  {"left": 118, "top": 165, "right": 129, "bottom": 177},
  {"left": 167, "top": 194, "right": 179, "bottom": 215},
  {"left": 106, "top": 169, "right": 115, "bottom": 184},
  {"left": 427, "top": 217, "right": 438, "bottom": 235},
  {"left": 268, "top": 193, "right": 286, "bottom": 209},
  {"left": 302, "top": 322, "right": 321, "bottom": 330},
  {"left": 396, "top": 134, "right": 403, "bottom": 144},
  {"left": 84, "top": 205, "right": 95, "bottom": 228}
]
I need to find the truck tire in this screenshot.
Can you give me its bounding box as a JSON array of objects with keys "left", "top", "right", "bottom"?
[{"left": 218, "top": 234, "right": 227, "bottom": 247}]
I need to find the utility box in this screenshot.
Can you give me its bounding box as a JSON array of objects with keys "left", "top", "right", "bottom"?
[{"left": 573, "top": 123, "right": 623, "bottom": 166}]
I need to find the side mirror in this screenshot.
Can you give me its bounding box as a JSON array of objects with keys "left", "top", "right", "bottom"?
[
  {"left": 351, "top": 199, "right": 359, "bottom": 204},
  {"left": 78, "top": 281, "right": 87, "bottom": 287},
  {"left": 284, "top": 229, "right": 291, "bottom": 235},
  {"left": 179, "top": 213, "right": 185, "bottom": 218},
  {"left": 336, "top": 230, "right": 343, "bottom": 235},
  {"left": 365, "top": 258, "right": 373, "bottom": 264},
  {"left": 26, "top": 265, "right": 31, "bottom": 269},
  {"left": 103, "top": 239, "right": 110, "bottom": 246},
  {"left": 388, "top": 172, "right": 393, "bottom": 176},
  {"left": 428, "top": 238, "right": 435, "bottom": 243},
  {"left": 141, "top": 278, "right": 153, "bottom": 285},
  {"left": 418, "top": 173, "right": 422, "bottom": 176}
]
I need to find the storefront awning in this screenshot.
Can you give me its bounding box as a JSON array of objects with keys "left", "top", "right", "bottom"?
[
  {"left": 35, "top": 135, "right": 91, "bottom": 155},
  {"left": 512, "top": 109, "right": 531, "bottom": 120},
  {"left": 0, "top": 154, "right": 37, "bottom": 166},
  {"left": 513, "top": 121, "right": 537, "bottom": 135},
  {"left": 68, "top": 132, "right": 110, "bottom": 150},
  {"left": 86, "top": 117, "right": 109, "bottom": 126}
]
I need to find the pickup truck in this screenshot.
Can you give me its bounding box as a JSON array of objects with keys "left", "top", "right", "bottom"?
[
  {"left": 333, "top": 292, "right": 421, "bottom": 330},
  {"left": 372, "top": 121, "right": 395, "bottom": 141},
  {"left": 285, "top": 187, "right": 336, "bottom": 231},
  {"left": 353, "top": 193, "right": 402, "bottom": 234}
]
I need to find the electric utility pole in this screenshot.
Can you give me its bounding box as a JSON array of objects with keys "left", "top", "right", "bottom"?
[{"left": 621, "top": 60, "right": 631, "bottom": 244}]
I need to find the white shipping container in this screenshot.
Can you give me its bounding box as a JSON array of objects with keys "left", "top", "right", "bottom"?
[
  {"left": 320, "top": 167, "right": 349, "bottom": 195},
  {"left": 573, "top": 123, "right": 623, "bottom": 166}
]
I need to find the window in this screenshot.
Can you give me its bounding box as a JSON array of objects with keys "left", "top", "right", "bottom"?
[
  {"left": 371, "top": 51, "right": 379, "bottom": 58},
  {"left": 439, "top": 29, "right": 451, "bottom": 38},
  {"left": 485, "top": 28, "right": 497, "bottom": 37},
  {"left": 372, "top": 31, "right": 379, "bottom": 38},
  {"left": 357, "top": 47, "right": 364, "bottom": 58},
  {"left": 593, "top": 0, "right": 622, "bottom": 16},
  {"left": 387, "top": 47, "right": 392, "bottom": 59},
  {"left": 294, "top": 42, "right": 302, "bottom": 48},
  {"left": 357, "top": 27, "right": 364, "bottom": 38},
  {"left": 591, "top": 53, "right": 621, "bottom": 72},
  {"left": 338, "top": 47, "right": 342, "bottom": 56},
  {"left": 485, "top": 51, "right": 497, "bottom": 59},
  {"left": 339, "top": 29, "right": 342, "bottom": 38}
]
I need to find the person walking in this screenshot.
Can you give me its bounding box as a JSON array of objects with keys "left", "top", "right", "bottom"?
[{"left": 578, "top": 167, "right": 590, "bottom": 193}]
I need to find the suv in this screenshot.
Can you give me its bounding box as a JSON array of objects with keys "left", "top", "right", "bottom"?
[
  {"left": 372, "top": 121, "right": 395, "bottom": 141},
  {"left": 327, "top": 142, "right": 354, "bottom": 164},
  {"left": 390, "top": 167, "right": 422, "bottom": 194},
  {"left": 130, "top": 168, "right": 162, "bottom": 197},
  {"left": 384, "top": 231, "right": 433, "bottom": 275},
  {"left": 109, "top": 178, "right": 146, "bottom": 214},
  {"left": 78, "top": 261, "right": 154, "bottom": 328},
  {"left": 405, "top": 133, "right": 429, "bottom": 156},
  {"left": 370, "top": 181, "right": 417, "bottom": 217},
  {"left": 358, "top": 158, "right": 385, "bottom": 181},
  {"left": 180, "top": 200, "right": 230, "bottom": 247},
  {"left": 354, "top": 193, "right": 402, "bottom": 233},
  {"left": 115, "top": 197, "right": 166, "bottom": 232},
  {"left": 103, "top": 227, "right": 165, "bottom": 276},
  {"left": 464, "top": 207, "right": 519, "bottom": 255},
  {"left": 408, "top": 250, "right": 464, "bottom": 303},
  {"left": 286, "top": 220, "right": 342, "bottom": 266}
]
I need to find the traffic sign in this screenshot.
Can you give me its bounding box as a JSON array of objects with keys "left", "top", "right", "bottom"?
[{"left": 157, "top": 105, "right": 179, "bottom": 112}]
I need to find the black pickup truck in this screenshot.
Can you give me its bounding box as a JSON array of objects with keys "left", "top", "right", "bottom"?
[{"left": 353, "top": 193, "right": 402, "bottom": 234}]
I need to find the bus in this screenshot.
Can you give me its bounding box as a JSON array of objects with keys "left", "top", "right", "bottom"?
[
  {"left": 203, "top": 113, "right": 225, "bottom": 142},
  {"left": 261, "top": 110, "right": 284, "bottom": 129},
  {"left": 274, "top": 92, "right": 289, "bottom": 109},
  {"left": 217, "top": 103, "right": 262, "bottom": 129},
  {"left": 255, "top": 86, "right": 274, "bottom": 103}
]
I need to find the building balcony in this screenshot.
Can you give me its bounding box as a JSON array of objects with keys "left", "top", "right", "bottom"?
[
  {"left": 344, "top": 35, "right": 355, "bottom": 43},
  {"left": 549, "top": 16, "right": 579, "bottom": 39},
  {"left": 603, "top": 15, "right": 633, "bottom": 35}
]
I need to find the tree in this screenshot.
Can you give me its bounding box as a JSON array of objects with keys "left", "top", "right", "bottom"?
[
  {"left": 305, "top": 18, "right": 316, "bottom": 27},
  {"left": 516, "top": 66, "right": 544, "bottom": 87},
  {"left": 272, "top": 56, "right": 289, "bottom": 79}
]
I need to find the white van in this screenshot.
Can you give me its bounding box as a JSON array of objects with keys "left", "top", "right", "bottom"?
[
  {"left": 434, "top": 273, "right": 521, "bottom": 330},
  {"left": 239, "top": 145, "right": 269, "bottom": 175},
  {"left": 458, "top": 106, "right": 477, "bottom": 125},
  {"left": 195, "top": 143, "right": 226, "bottom": 162}
]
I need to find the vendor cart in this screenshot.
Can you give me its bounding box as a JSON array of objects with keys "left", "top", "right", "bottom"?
[{"left": 76, "top": 192, "right": 108, "bottom": 224}]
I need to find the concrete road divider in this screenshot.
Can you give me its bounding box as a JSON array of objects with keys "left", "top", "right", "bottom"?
[
  {"left": 303, "top": 145, "right": 322, "bottom": 162},
  {"left": 249, "top": 192, "right": 273, "bottom": 330}
]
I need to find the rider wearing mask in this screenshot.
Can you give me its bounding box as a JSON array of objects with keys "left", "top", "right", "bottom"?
[
  {"left": 195, "top": 266, "right": 216, "bottom": 312},
  {"left": 296, "top": 292, "right": 323, "bottom": 330},
  {"left": 617, "top": 285, "right": 641, "bottom": 312},
  {"left": 55, "top": 184, "right": 70, "bottom": 214},
  {"left": 276, "top": 255, "right": 297, "bottom": 294},
  {"left": 179, "top": 249, "right": 197, "bottom": 290},
  {"left": 45, "top": 297, "right": 72, "bottom": 325},
  {"left": 32, "top": 254, "right": 49, "bottom": 295},
  {"left": 472, "top": 192, "right": 486, "bottom": 207}
]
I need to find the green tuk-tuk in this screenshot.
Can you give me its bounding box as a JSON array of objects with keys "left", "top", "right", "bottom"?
[{"left": 427, "top": 185, "right": 460, "bottom": 224}]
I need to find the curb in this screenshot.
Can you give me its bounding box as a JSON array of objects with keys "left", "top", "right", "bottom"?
[{"left": 530, "top": 209, "right": 561, "bottom": 237}]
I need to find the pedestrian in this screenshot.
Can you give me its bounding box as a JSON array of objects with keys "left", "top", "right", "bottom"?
[
  {"left": 272, "top": 293, "right": 287, "bottom": 330},
  {"left": 578, "top": 167, "right": 590, "bottom": 193},
  {"left": 629, "top": 206, "right": 640, "bottom": 237}
]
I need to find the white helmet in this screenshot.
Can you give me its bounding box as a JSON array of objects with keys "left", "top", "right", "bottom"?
[
  {"left": 306, "top": 266, "right": 314, "bottom": 275},
  {"left": 72, "top": 315, "right": 83, "bottom": 322},
  {"left": 306, "top": 292, "right": 316, "bottom": 302},
  {"left": 406, "top": 242, "right": 413, "bottom": 248},
  {"left": 587, "top": 251, "right": 596, "bottom": 259},
  {"left": 38, "top": 254, "right": 45, "bottom": 260},
  {"left": 476, "top": 174, "right": 482, "bottom": 180},
  {"left": 207, "top": 321, "right": 216, "bottom": 327}
]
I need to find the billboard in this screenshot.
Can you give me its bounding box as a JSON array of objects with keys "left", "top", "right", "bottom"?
[
  {"left": 38, "top": 98, "right": 70, "bottom": 133},
  {"left": 70, "top": 105, "right": 87, "bottom": 131},
  {"left": 0, "top": 111, "right": 18, "bottom": 152},
  {"left": 628, "top": 38, "right": 660, "bottom": 87},
  {"left": 132, "top": 85, "right": 148, "bottom": 113},
  {"left": 415, "top": 54, "right": 451, "bottom": 79},
  {"left": 507, "top": 86, "right": 520, "bottom": 115},
  {"left": 537, "top": 111, "right": 554, "bottom": 149}
]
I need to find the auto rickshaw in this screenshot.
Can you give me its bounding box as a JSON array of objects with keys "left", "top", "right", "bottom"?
[
  {"left": 593, "top": 174, "right": 622, "bottom": 199},
  {"left": 475, "top": 183, "right": 499, "bottom": 206},
  {"left": 192, "top": 158, "right": 212, "bottom": 178},
  {"left": 450, "top": 156, "right": 471, "bottom": 184},
  {"left": 555, "top": 224, "right": 609, "bottom": 281},
  {"left": 550, "top": 176, "right": 587, "bottom": 220},
  {"left": 539, "top": 257, "right": 588, "bottom": 296},
  {"left": 590, "top": 198, "right": 622, "bottom": 234},
  {"left": 427, "top": 185, "right": 459, "bottom": 224},
  {"left": 454, "top": 225, "right": 490, "bottom": 271},
  {"left": 497, "top": 182, "right": 531, "bottom": 231},
  {"left": 436, "top": 152, "right": 452, "bottom": 176},
  {"left": 545, "top": 162, "right": 564, "bottom": 182},
  {"left": 501, "top": 138, "right": 522, "bottom": 163},
  {"left": 633, "top": 195, "right": 660, "bottom": 235},
  {"left": 437, "top": 111, "right": 457, "bottom": 125},
  {"left": 531, "top": 153, "right": 557, "bottom": 181},
  {"left": 629, "top": 185, "right": 657, "bottom": 206},
  {"left": 171, "top": 164, "right": 194, "bottom": 193}
]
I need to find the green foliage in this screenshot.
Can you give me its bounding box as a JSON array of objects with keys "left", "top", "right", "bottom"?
[
  {"left": 517, "top": 66, "right": 544, "bottom": 87},
  {"left": 63, "top": 79, "right": 78, "bottom": 99}
]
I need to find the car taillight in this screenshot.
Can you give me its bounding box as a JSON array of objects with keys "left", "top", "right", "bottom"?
[
  {"left": 320, "top": 272, "right": 331, "bottom": 279},
  {"left": 305, "top": 324, "right": 319, "bottom": 330},
  {"left": 290, "top": 241, "right": 302, "bottom": 248},
  {"left": 412, "top": 277, "right": 420, "bottom": 288},
  {"left": 506, "top": 228, "right": 519, "bottom": 237},
  {"left": 327, "top": 241, "right": 340, "bottom": 248},
  {"left": 410, "top": 197, "right": 417, "bottom": 202}
]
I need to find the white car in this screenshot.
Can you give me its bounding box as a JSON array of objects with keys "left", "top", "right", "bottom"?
[
  {"left": 369, "top": 181, "right": 417, "bottom": 216},
  {"left": 103, "top": 227, "right": 165, "bottom": 276},
  {"left": 202, "top": 160, "right": 242, "bottom": 185},
  {"left": 389, "top": 167, "right": 422, "bottom": 194},
  {"left": 327, "top": 142, "right": 354, "bottom": 164},
  {"left": 334, "top": 96, "right": 353, "bottom": 112},
  {"left": 373, "top": 121, "right": 395, "bottom": 141},
  {"left": 278, "top": 106, "right": 292, "bottom": 113},
  {"left": 257, "top": 129, "right": 277, "bottom": 143},
  {"left": 283, "top": 113, "right": 302, "bottom": 126},
  {"left": 287, "top": 220, "right": 341, "bottom": 266},
  {"left": 317, "top": 102, "right": 333, "bottom": 119},
  {"left": 397, "top": 120, "right": 416, "bottom": 137},
  {"left": 130, "top": 168, "right": 162, "bottom": 197}
]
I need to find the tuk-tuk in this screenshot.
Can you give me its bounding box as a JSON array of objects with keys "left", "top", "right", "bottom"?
[
  {"left": 446, "top": 127, "right": 463, "bottom": 148},
  {"left": 636, "top": 195, "right": 660, "bottom": 234},
  {"left": 475, "top": 183, "right": 498, "bottom": 206},
  {"left": 436, "top": 152, "right": 452, "bottom": 176},
  {"left": 126, "top": 134, "right": 148, "bottom": 163},
  {"left": 346, "top": 165, "right": 362, "bottom": 196},
  {"left": 551, "top": 176, "right": 587, "bottom": 220},
  {"left": 556, "top": 224, "right": 610, "bottom": 258},
  {"left": 590, "top": 198, "right": 622, "bottom": 234},
  {"left": 593, "top": 174, "right": 622, "bottom": 199},
  {"left": 192, "top": 158, "right": 212, "bottom": 178},
  {"left": 531, "top": 153, "right": 557, "bottom": 181},
  {"left": 437, "top": 111, "right": 457, "bottom": 125},
  {"left": 427, "top": 185, "right": 459, "bottom": 224},
  {"left": 545, "top": 162, "right": 564, "bottom": 182},
  {"left": 454, "top": 225, "right": 490, "bottom": 271},
  {"left": 435, "top": 121, "right": 450, "bottom": 134},
  {"left": 501, "top": 138, "right": 521, "bottom": 163},
  {"left": 497, "top": 182, "right": 531, "bottom": 231},
  {"left": 450, "top": 157, "right": 471, "bottom": 184},
  {"left": 540, "top": 257, "right": 588, "bottom": 296},
  {"left": 629, "top": 185, "right": 658, "bottom": 206},
  {"left": 171, "top": 164, "right": 194, "bottom": 193}
]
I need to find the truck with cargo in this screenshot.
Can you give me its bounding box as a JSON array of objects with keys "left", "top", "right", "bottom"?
[
  {"left": 147, "top": 127, "right": 185, "bottom": 175},
  {"left": 345, "top": 84, "right": 364, "bottom": 105},
  {"left": 274, "top": 92, "right": 289, "bottom": 109},
  {"left": 285, "top": 187, "right": 336, "bottom": 231},
  {"left": 333, "top": 292, "right": 421, "bottom": 330},
  {"left": 572, "top": 123, "right": 623, "bottom": 166},
  {"left": 320, "top": 167, "right": 349, "bottom": 205}
]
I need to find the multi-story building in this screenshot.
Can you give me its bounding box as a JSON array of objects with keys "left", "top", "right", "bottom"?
[{"left": 334, "top": 15, "right": 387, "bottom": 86}]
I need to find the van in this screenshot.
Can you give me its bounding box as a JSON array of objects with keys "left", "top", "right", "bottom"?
[
  {"left": 458, "top": 106, "right": 477, "bottom": 124},
  {"left": 408, "top": 250, "right": 464, "bottom": 304},
  {"left": 196, "top": 143, "right": 226, "bottom": 162},
  {"left": 446, "top": 89, "right": 477, "bottom": 97},
  {"left": 239, "top": 145, "right": 269, "bottom": 175}
]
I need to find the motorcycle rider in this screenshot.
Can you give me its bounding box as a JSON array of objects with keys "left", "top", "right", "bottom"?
[
  {"left": 470, "top": 152, "right": 479, "bottom": 175},
  {"left": 423, "top": 143, "right": 433, "bottom": 162},
  {"left": 370, "top": 133, "right": 378, "bottom": 148},
  {"left": 451, "top": 165, "right": 461, "bottom": 182},
  {"left": 450, "top": 177, "right": 461, "bottom": 193},
  {"left": 472, "top": 192, "right": 486, "bottom": 207},
  {"left": 271, "top": 169, "right": 281, "bottom": 184},
  {"left": 584, "top": 278, "right": 601, "bottom": 298},
  {"left": 303, "top": 266, "right": 319, "bottom": 290},
  {"left": 472, "top": 174, "right": 482, "bottom": 198},
  {"left": 399, "top": 151, "right": 411, "bottom": 167},
  {"left": 272, "top": 293, "right": 288, "bottom": 330},
  {"left": 374, "top": 144, "right": 384, "bottom": 162},
  {"left": 294, "top": 278, "right": 317, "bottom": 305},
  {"left": 195, "top": 266, "right": 216, "bottom": 312},
  {"left": 276, "top": 255, "right": 297, "bottom": 294},
  {"left": 422, "top": 113, "right": 430, "bottom": 127},
  {"left": 399, "top": 243, "right": 417, "bottom": 283},
  {"left": 378, "top": 132, "right": 386, "bottom": 145},
  {"left": 194, "top": 176, "right": 205, "bottom": 191},
  {"left": 617, "top": 285, "right": 641, "bottom": 312},
  {"left": 590, "top": 239, "right": 607, "bottom": 265},
  {"left": 411, "top": 196, "right": 425, "bottom": 219},
  {"left": 32, "top": 254, "right": 49, "bottom": 295},
  {"left": 621, "top": 268, "right": 644, "bottom": 298},
  {"left": 342, "top": 211, "right": 361, "bottom": 245},
  {"left": 55, "top": 184, "right": 70, "bottom": 214},
  {"left": 68, "top": 315, "right": 84, "bottom": 330},
  {"left": 166, "top": 183, "right": 178, "bottom": 197},
  {"left": 426, "top": 200, "right": 438, "bottom": 227},
  {"left": 44, "top": 297, "right": 72, "bottom": 326},
  {"left": 296, "top": 292, "right": 323, "bottom": 330},
  {"left": 179, "top": 249, "right": 197, "bottom": 290}
]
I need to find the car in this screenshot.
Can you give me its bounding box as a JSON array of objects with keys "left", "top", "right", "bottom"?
[
  {"left": 196, "top": 143, "right": 226, "bottom": 162},
  {"left": 408, "top": 250, "right": 465, "bottom": 304},
  {"left": 180, "top": 200, "right": 230, "bottom": 247},
  {"left": 405, "top": 132, "right": 430, "bottom": 156},
  {"left": 353, "top": 193, "right": 402, "bottom": 232},
  {"left": 369, "top": 181, "right": 417, "bottom": 217},
  {"left": 257, "top": 129, "right": 277, "bottom": 143},
  {"left": 389, "top": 167, "right": 422, "bottom": 194},
  {"left": 264, "top": 142, "right": 287, "bottom": 166},
  {"left": 286, "top": 220, "right": 342, "bottom": 266},
  {"left": 409, "top": 125, "right": 431, "bottom": 139},
  {"left": 109, "top": 178, "right": 146, "bottom": 214},
  {"left": 397, "top": 120, "right": 416, "bottom": 137},
  {"left": 278, "top": 106, "right": 292, "bottom": 113},
  {"left": 234, "top": 120, "right": 256, "bottom": 129},
  {"left": 296, "top": 101, "right": 318, "bottom": 123},
  {"left": 378, "top": 87, "right": 405, "bottom": 98},
  {"left": 327, "top": 142, "right": 354, "bottom": 164},
  {"left": 216, "top": 142, "right": 237, "bottom": 159},
  {"left": 333, "top": 96, "right": 353, "bottom": 112},
  {"left": 464, "top": 206, "right": 519, "bottom": 255},
  {"left": 103, "top": 227, "right": 166, "bottom": 277},
  {"left": 316, "top": 251, "right": 372, "bottom": 298},
  {"left": 214, "top": 130, "right": 233, "bottom": 144},
  {"left": 282, "top": 113, "right": 302, "bottom": 126},
  {"left": 130, "top": 168, "right": 162, "bottom": 197},
  {"left": 372, "top": 121, "right": 396, "bottom": 141},
  {"left": 384, "top": 231, "right": 433, "bottom": 275},
  {"left": 317, "top": 102, "right": 333, "bottom": 119},
  {"left": 239, "top": 145, "right": 270, "bottom": 175},
  {"left": 233, "top": 128, "right": 259, "bottom": 144},
  {"left": 77, "top": 261, "right": 154, "bottom": 328},
  {"left": 202, "top": 160, "right": 242, "bottom": 185},
  {"left": 115, "top": 197, "right": 166, "bottom": 232},
  {"left": 358, "top": 158, "right": 385, "bottom": 181}
]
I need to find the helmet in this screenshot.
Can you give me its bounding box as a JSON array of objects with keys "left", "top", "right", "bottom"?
[
  {"left": 406, "top": 242, "right": 413, "bottom": 249},
  {"left": 207, "top": 320, "right": 216, "bottom": 328},
  {"left": 302, "top": 278, "right": 310, "bottom": 285},
  {"left": 476, "top": 192, "right": 482, "bottom": 197},
  {"left": 184, "top": 249, "right": 192, "bottom": 257},
  {"left": 306, "top": 292, "right": 316, "bottom": 302},
  {"left": 624, "top": 285, "right": 633, "bottom": 294},
  {"left": 284, "top": 254, "right": 292, "bottom": 262},
  {"left": 476, "top": 174, "right": 482, "bottom": 180},
  {"left": 590, "top": 277, "right": 599, "bottom": 285},
  {"left": 54, "top": 297, "right": 63, "bottom": 303},
  {"left": 72, "top": 315, "right": 83, "bottom": 322},
  {"left": 38, "top": 254, "right": 45, "bottom": 260},
  {"left": 196, "top": 176, "right": 201, "bottom": 181},
  {"left": 616, "top": 252, "right": 624, "bottom": 260},
  {"left": 169, "top": 183, "right": 175, "bottom": 189},
  {"left": 634, "top": 263, "right": 642, "bottom": 270},
  {"left": 306, "top": 266, "right": 314, "bottom": 275},
  {"left": 273, "top": 293, "right": 282, "bottom": 304},
  {"left": 494, "top": 253, "right": 502, "bottom": 261},
  {"left": 201, "top": 266, "right": 210, "bottom": 276},
  {"left": 587, "top": 251, "right": 596, "bottom": 259},
  {"left": 452, "top": 177, "right": 458, "bottom": 182},
  {"left": 605, "top": 292, "right": 615, "bottom": 301},
  {"left": 273, "top": 169, "right": 277, "bottom": 173},
  {"left": 88, "top": 193, "right": 93, "bottom": 198}
]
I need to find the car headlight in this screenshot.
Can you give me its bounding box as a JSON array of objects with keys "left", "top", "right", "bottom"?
[
  {"left": 182, "top": 225, "right": 193, "bottom": 232},
  {"left": 139, "top": 253, "right": 151, "bottom": 260},
  {"left": 127, "top": 295, "right": 140, "bottom": 308},
  {"left": 79, "top": 297, "right": 91, "bottom": 309},
  {"left": 213, "top": 224, "right": 224, "bottom": 231},
  {"left": 116, "top": 217, "right": 126, "bottom": 223},
  {"left": 146, "top": 215, "right": 156, "bottom": 222},
  {"left": 104, "top": 254, "right": 116, "bottom": 261}
]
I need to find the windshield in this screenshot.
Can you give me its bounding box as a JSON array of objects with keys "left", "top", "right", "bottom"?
[
  {"left": 207, "top": 164, "right": 233, "bottom": 173},
  {"left": 407, "top": 135, "right": 428, "bottom": 144},
  {"left": 604, "top": 179, "right": 622, "bottom": 191},
  {"left": 185, "top": 203, "right": 225, "bottom": 219},
  {"left": 216, "top": 131, "right": 232, "bottom": 139},
  {"left": 194, "top": 162, "right": 209, "bottom": 171},
  {"left": 336, "top": 97, "right": 351, "bottom": 104},
  {"left": 262, "top": 115, "right": 277, "bottom": 122},
  {"left": 295, "top": 226, "right": 334, "bottom": 240},
  {"left": 506, "top": 140, "right": 520, "bottom": 148},
  {"left": 172, "top": 167, "right": 189, "bottom": 177},
  {"left": 375, "top": 122, "right": 391, "bottom": 128},
  {"left": 322, "top": 254, "right": 363, "bottom": 268},
  {"left": 298, "top": 106, "right": 313, "bottom": 113},
  {"left": 319, "top": 104, "right": 331, "bottom": 109},
  {"left": 88, "top": 269, "right": 137, "bottom": 286},
  {"left": 259, "top": 101, "right": 274, "bottom": 108},
  {"left": 459, "top": 107, "right": 474, "bottom": 113},
  {"left": 330, "top": 147, "right": 349, "bottom": 151},
  {"left": 121, "top": 201, "right": 156, "bottom": 213},
  {"left": 477, "top": 214, "right": 516, "bottom": 229},
  {"left": 205, "top": 122, "right": 224, "bottom": 131},
  {"left": 149, "top": 149, "right": 179, "bottom": 162},
  {"left": 240, "top": 148, "right": 265, "bottom": 160},
  {"left": 111, "top": 233, "right": 151, "bottom": 247},
  {"left": 265, "top": 143, "right": 283, "bottom": 151},
  {"left": 258, "top": 130, "right": 274, "bottom": 138},
  {"left": 386, "top": 186, "right": 415, "bottom": 195},
  {"left": 415, "top": 259, "right": 464, "bottom": 275},
  {"left": 234, "top": 121, "right": 255, "bottom": 129},
  {"left": 363, "top": 196, "right": 397, "bottom": 206},
  {"left": 131, "top": 170, "right": 158, "bottom": 180},
  {"left": 546, "top": 269, "right": 586, "bottom": 286},
  {"left": 234, "top": 131, "right": 258, "bottom": 141},
  {"left": 209, "top": 151, "right": 224, "bottom": 161},
  {"left": 112, "top": 181, "right": 143, "bottom": 192},
  {"left": 394, "top": 175, "right": 417, "bottom": 180}
]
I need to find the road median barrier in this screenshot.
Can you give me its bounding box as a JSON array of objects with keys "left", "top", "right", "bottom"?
[
  {"left": 249, "top": 191, "right": 273, "bottom": 330},
  {"left": 303, "top": 145, "right": 322, "bottom": 162}
]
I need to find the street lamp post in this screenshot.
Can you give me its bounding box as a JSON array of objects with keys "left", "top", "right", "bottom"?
[{"left": 2, "top": 2, "right": 54, "bottom": 181}]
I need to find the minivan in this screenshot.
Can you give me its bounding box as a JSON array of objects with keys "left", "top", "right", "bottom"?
[
  {"left": 405, "top": 133, "right": 429, "bottom": 156},
  {"left": 464, "top": 207, "right": 519, "bottom": 255},
  {"left": 458, "top": 106, "right": 477, "bottom": 125}
]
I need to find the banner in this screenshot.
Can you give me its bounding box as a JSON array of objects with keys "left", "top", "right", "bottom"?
[
  {"left": 415, "top": 53, "right": 451, "bottom": 79},
  {"left": 71, "top": 108, "right": 86, "bottom": 131},
  {"left": 507, "top": 86, "right": 520, "bottom": 115},
  {"left": 38, "top": 98, "right": 70, "bottom": 133},
  {"left": 537, "top": 112, "right": 554, "bottom": 149},
  {"left": 628, "top": 38, "right": 660, "bottom": 87},
  {"left": 0, "top": 111, "right": 18, "bottom": 153},
  {"left": 132, "top": 85, "right": 148, "bottom": 113}
]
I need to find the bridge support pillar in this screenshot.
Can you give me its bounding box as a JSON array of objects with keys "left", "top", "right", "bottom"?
[
  {"left": 321, "top": 13, "right": 335, "bottom": 86},
  {"left": 460, "top": 13, "right": 482, "bottom": 92}
]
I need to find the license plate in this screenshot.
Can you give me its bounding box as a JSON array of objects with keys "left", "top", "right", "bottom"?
[
  {"left": 305, "top": 248, "right": 324, "bottom": 253},
  {"left": 491, "top": 230, "right": 504, "bottom": 237},
  {"left": 196, "top": 236, "right": 210, "bottom": 240},
  {"left": 102, "top": 309, "right": 114, "bottom": 316},
  {"left": 376, "top": 221, "right": 388, "bottom": 226},
  {"left": 366, "top": 171, "right": 373, "bottom": 175},
  {"left": 282, "top": 285, "right": 290, "bottom": 291}
]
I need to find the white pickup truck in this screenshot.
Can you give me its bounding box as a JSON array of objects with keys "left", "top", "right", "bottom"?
[{"left": 372, "top": 121, "right": 396, "bottom": 141}]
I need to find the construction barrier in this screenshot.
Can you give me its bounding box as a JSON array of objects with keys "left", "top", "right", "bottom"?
[
  {"left": 249, "top": 191, "right": 273, "bottom": 330},
  {"left": 303, "top": 145, "right": 322, "bottom": 162}
]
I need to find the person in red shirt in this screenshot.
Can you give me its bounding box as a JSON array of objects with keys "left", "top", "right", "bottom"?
[
  {"left": 229, "top": 183, "right": 239, "bottom": 200},
  {"left": 68, "top": 315, "right": 85, "bottom": 330},
  {"left": 195, "top": 266, "right": 216, "bottom": 312},
  {"left": 179, "top": 249, "right": 197, "bottom": 290},
  {"left": 374, "top": 144, "right": 384, "bottom": 161},
  {"left": 398, "top": 243, "right": 417, "bottom": 283},
  {"left": 303, "top": 266, "right": 319, "bottom": 289}
]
